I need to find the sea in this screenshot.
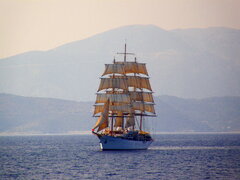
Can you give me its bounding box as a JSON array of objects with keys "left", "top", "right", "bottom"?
[{"left": 0, "top": 133, "right": 240, "bottom": 179}]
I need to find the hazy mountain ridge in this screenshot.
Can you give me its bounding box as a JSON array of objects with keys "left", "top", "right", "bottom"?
[
  {"left": 0, "top": 25, "right": 240, "bottom": 101},
  {"left": 157, "top": 95, "right": 240, "bottom": 132},
  {"left": 0, "top": 93, "right": 93, "bottom": 133},
  {"left": 1, "top": 93, "right": 239, "bottom": 134},
  {"left": 171, "top": 27, "right": 240, "bottom": 64}
]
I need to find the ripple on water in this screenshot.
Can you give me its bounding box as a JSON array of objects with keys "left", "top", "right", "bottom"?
[{"left": 0, "top": 134, "right": 240, "bottom": 179}]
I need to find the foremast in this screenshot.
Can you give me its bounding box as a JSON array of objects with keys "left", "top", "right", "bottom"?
[{"left": 93, "top": 44, "right": 156, "bottom": 134}]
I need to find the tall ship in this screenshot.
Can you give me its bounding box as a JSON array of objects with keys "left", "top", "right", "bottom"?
[{"left": 92, "top": 44, "right": 156, "bottom": 150}]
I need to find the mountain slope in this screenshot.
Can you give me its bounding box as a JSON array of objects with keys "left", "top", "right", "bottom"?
[
  {"left": 0, "top": 93, "right": 94, "bottom": 133},
  {"left": 0, "top": 25, "right": 240, "bottom": 101},
  {"left": 157, "top": 95, "right": 240, "bottom": 132},
  {"left": 0, "top": 93, "right": 239, "bottom": 134}
]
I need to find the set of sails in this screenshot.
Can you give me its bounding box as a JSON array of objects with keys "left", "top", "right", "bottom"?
[{"left": 93, "top": 61, "right": 155, "bottom": 132}]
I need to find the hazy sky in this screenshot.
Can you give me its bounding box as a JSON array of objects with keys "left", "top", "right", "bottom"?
[{"left": 1, "top": 0, "right": 240, "bottom": 58}]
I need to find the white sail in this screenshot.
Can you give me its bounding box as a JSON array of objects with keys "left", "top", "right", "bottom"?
[
  {"left": 93, "top": 99, "right": 109, "bottom": 132},
  {"left": 132, "top": 102, "right": 155, "bottom": 114},
  {"left": 127, "top": 76, "right": 152, "bottom": 91},
  {"left": 129, "top": 92, "right": 154, "bottom": 102},
  {"left": 98, "top": 78, "right": 128, "bottom": 91},
  {"left": 95, "top": 93, "right": 130, "bottom": 104},
  {"left": 94, "top": 104, "right": 131, "bottom": 115},
  {"left": 102, "top": 64, "right": 125, "bottom": 76},
  {"left": 115, "top": 62, "right": 148, "bottom": 75}
]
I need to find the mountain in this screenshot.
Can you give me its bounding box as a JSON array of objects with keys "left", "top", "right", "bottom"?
[
  {"left": 0, "top": 93, "right": 239, "bottom": 134},
  {"left": 155, "top": 95, "right": 240, "bottom": 132},
  {"left": 0, "top": 25, "right": 240, "bottom": 101},
  {"left": 0, "top": 93, "right": 93, "bottom": 134}
]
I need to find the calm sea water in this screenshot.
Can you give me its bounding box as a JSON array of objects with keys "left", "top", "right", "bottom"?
[{"left": 0, "top": 134, "right": 240, "bottom": 179}]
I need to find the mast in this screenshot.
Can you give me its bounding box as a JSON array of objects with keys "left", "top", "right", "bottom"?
[
  {"left": 124, "top": 43, "right": 126, "bottom": 62},
  {"left": 117, "top": 43, "right": 134, "bottom": 63},
  {"left": 111, "top": 67, "right": 115, "bottom": 135},
  {"left": 137, "top": 56, "right": 143, "bottom": 131}
]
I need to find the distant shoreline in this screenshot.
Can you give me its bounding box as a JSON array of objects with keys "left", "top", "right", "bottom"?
[{"left": 1, "top": 131, "right": 240, "bottom": 136}]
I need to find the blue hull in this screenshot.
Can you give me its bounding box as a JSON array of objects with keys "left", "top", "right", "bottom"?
[{"left": 98, "top": 135, "right": 153, "bottom": 150}]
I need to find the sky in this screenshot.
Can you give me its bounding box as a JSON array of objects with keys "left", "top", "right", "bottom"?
[{"left": 1, "top": 0, "right": 240, "bottom": 59}]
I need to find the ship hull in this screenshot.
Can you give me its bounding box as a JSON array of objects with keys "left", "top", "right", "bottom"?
[{"left": 98, "top": 135, "right": 153, "bottom": 150}]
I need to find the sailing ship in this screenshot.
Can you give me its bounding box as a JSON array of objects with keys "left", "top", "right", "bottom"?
[{"left": 92, "top": 44, "right": 156, "bottom": 150}]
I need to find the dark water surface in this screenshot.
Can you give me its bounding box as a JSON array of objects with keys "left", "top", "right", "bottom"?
[{"left": 1, "top": 134, "right": 240, "bottom": 179}]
